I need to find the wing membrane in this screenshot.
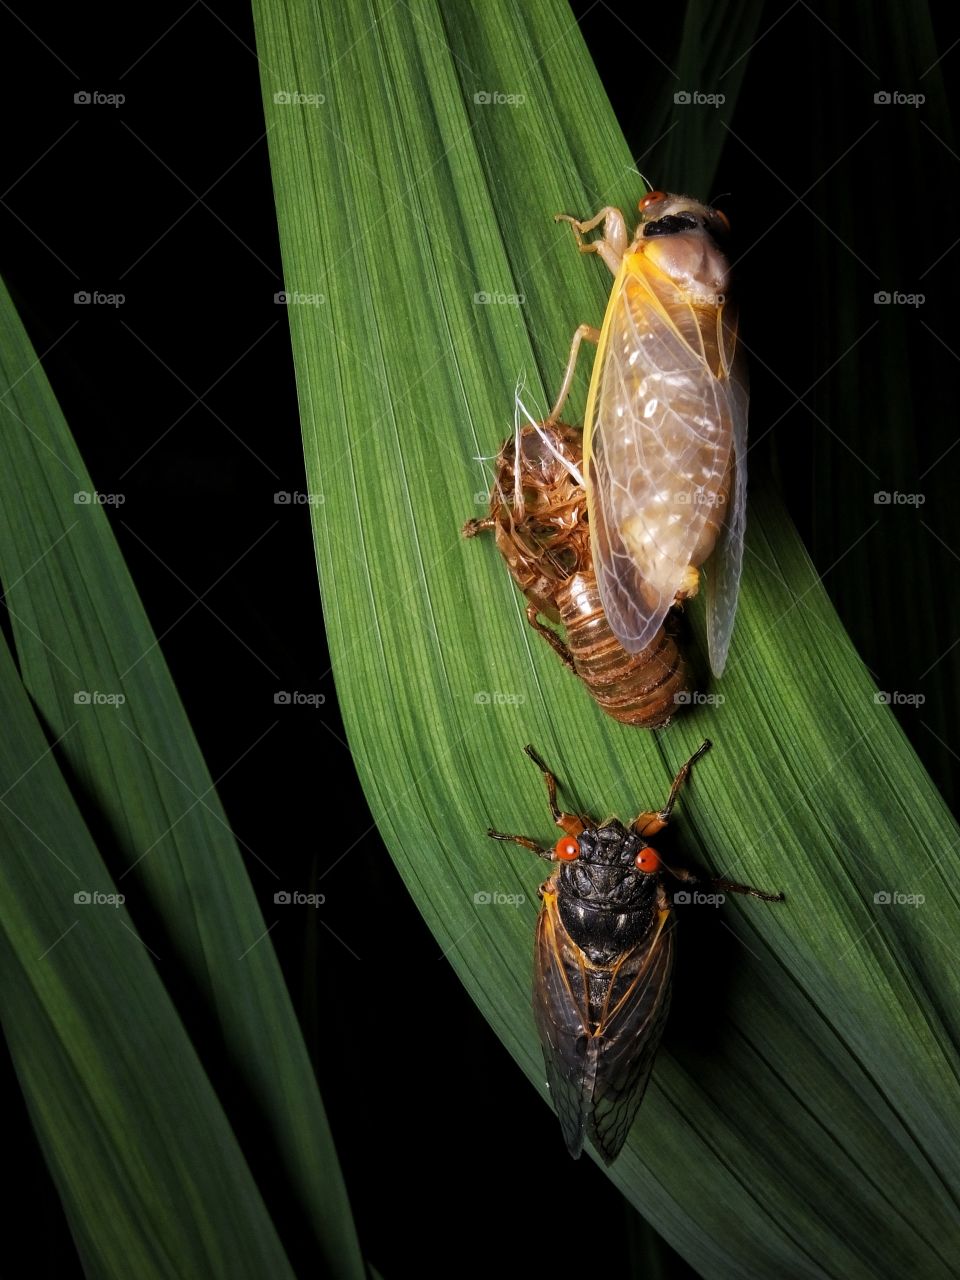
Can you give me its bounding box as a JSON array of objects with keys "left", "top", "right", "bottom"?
[
  {"left": 585, "top": 252, "right": 742, "bottom": 668},
  {"left": 705, "top": 301, "right": 748, "bottom": 675},
  {"left": 533, "top": 890, "right": 674, "bottom": 1163}
]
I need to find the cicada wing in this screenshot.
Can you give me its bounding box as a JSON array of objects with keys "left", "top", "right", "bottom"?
[
  {"left": 705, "top": 301, "right": 748, "bottom": 676},
  {"left": 534, "top": 893, "right": 675, "bottom": 1164},
  {"left": 585, "top": 254, "right": 735, "bottom": 655},
  {"left": 532, "top": 892, "right": 592, "bottom": 1159},
  {"left": 587, "top": 909, "right": 675, "bottom": 1163}
]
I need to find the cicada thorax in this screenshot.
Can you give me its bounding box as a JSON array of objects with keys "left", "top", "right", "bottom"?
[
  {"left": 554, "top": 822, "right": 659, "bottom": 965},
  {"left": 483, "top": 421, "right": 690, "bottom": 727}
]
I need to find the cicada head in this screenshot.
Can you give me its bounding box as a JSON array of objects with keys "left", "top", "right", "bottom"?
[
  {"left": 554, "top": 821, "right": 660, "bottom": 961},
  {"left": 634, "top": 191, "right": 732, "bottom": 302},
  {"left": 556, "top": 820, "right": 657, "bottom": 905}
]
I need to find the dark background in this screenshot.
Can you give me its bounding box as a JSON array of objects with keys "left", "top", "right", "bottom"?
[{"left": 3, "top": 1, "right": 958, "bottom": 1276}]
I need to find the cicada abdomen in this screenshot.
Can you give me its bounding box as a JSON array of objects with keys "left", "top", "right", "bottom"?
[{"left": 464, "top": 419, "right": 689, "bottom": 728}]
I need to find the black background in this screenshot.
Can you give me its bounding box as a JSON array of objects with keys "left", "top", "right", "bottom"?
[{"left": 3, "top": 2, "right": 958, "bottom": 1277}]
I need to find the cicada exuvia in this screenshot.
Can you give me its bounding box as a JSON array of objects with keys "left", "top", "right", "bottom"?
[
  {"left": 548, "top": 190, "right": 746, "bottom": 676},
  {"left": 489, "top": 742, "right": 782, "bottom": 1164},
  {"left": 464, "top": 403, "right": 689, "bottom": 727}
]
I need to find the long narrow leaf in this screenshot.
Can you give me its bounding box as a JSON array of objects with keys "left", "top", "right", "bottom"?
[
  {"left": 0, "top": 276, "right": 363, "bottom": 1277},
  {"left": 253, "top": 1, "right": 959, "bottom": 1275}
]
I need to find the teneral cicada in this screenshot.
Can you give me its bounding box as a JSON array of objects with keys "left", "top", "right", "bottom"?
[
  {"left": 489, "top": 742, "right": 782, "bottom": 1164},
  {"left": 464, "top": 409, "right": 689, "bottom": 728},
  {"left": 548, "top": 190, "right": 746, "bottom": 676}
]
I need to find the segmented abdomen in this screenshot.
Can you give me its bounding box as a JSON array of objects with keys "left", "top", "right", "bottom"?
[{"left": 557, "top": 571, "right": 687, "bottom": 727}]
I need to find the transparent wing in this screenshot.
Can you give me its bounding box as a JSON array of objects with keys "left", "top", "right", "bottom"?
[
  {"left": 585, "top": 254, "right": 737, "bottom": 655},
  {"left": 533, "top": 891, "right": 674, "bottom": 1164},
  {"left": 705, "top": 302, "right": 748, "bottom": 676}
]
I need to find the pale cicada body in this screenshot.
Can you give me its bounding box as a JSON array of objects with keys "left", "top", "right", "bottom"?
[
  {"left": 550, "top": 191, "right": 747, "bottom": 676},
  {"left": 464, "top": 418, "right": 689, "bottom": 728}
]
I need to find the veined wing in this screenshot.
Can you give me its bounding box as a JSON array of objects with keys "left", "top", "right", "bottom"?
[
  {"left": 705, "top": 301, "right": 748, "bottom": 675},
  {"left": 533, "top": 889, "right": 592, "bottom": 1158},
  {"left": 584, "top": 251, "right": 737, "bottom": 657},
  {"left": 533, "top": 889, "right": 674, "bottom": 1163},
  {"left": 587, "top": 907, "right": 674, "bottom": 1163}
]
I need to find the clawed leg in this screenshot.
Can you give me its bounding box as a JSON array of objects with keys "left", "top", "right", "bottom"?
[
  {"left": 526, "top": 605, "right": 576, "bottom": 671},
  {"left": 487, "top": 829, "right": 552, "bottom": 860},
  {"left": 546, "top": 323, "right": 601, "bottom": 424},
  {"left": 523, "top": 745, "right": 585, "bottom": 836},
  {"left": 671, "top": 864, "right": 784, "bottom": 903},
  {"left": 547, "top": 204, "right": 629, "bottom": 423},
  {"left": 633, "top": 741, "right": 712, "bottom": 836},
  {"left": 555, "top": 205, "right": 628, "bottom": 276},
  {"left": 462, "top": 515, "right": 494, "bottom": 537}
]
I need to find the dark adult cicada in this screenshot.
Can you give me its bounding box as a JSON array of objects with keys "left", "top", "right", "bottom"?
[
  {"left": 489, "top": 742, "right": 783, "bottom": 1164},
  {"left": 464, "top": 410, "right": 689, "bottom": 727}
]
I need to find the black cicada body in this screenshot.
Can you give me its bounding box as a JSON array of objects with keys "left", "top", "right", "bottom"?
[{"left": 489, "top": 742, "right": 783, "bottom": 1164}]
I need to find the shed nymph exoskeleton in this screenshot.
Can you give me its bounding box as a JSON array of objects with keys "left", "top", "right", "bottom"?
[
  {"left": 548, "top": 190, "right": 747, "bottom": 676},
  {"left": 488, "top": 741, "right": 783, "bottom": 1164},
  {"left": 463, "top": 408, "right": 690, "bottom": 727}
]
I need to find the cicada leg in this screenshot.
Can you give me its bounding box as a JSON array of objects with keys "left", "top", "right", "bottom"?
[
  {"left": 546, "top": 205, "right": 630, "bottom": 422},
  {"left": 633, "top": 740, "right": 712, "bottom": 837},
  {"left": 462, "top": 515, "right": 494, "bottom": 537},
  {"left": 554, "top": 205, "right": 628, "bottom": 276},
  {"left": 671, "top": 864, "right": 784, "bottom": 903},
  {"left": 523, "top": 745, "right": 585, "bottom": 836},
  {"left": 546, "top": 323, "right": 601, "bottom": 424},
  {"left": 487, "top": 829, "right": 552, "bottom": 860},
  {"left": 525, "top": 605, "right": 576, "bottom": 672}
]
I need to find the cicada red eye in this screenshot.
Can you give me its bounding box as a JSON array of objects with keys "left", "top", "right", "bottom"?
[
  {"left": 554, "top": 836, "right": 580, "bottom": 862},
  {"left": 638, "top": 190, "right": 666, "bottom": 213},
  {"left": 635, "top": 846, "right": 661, "bottom": 874},
  {"left": 713, "top": 209, "right": 731, "bottom": 233}
]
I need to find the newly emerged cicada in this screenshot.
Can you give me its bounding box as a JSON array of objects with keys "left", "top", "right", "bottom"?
[
  {"left": 463, "top": 408, "right": 689, "bottom": 728},
  {"left": 489, "top": 743, "right": 782, "bottom": 1164},
  {"left": 549, "top": 189, "right": 747, "bottom": 676}
]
